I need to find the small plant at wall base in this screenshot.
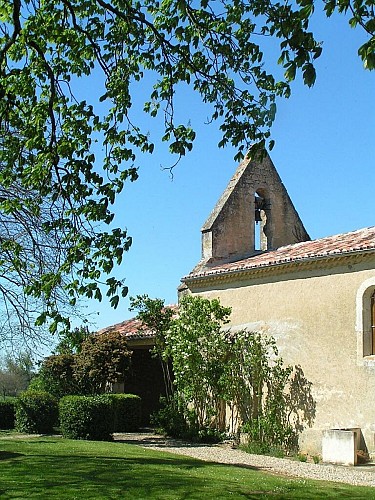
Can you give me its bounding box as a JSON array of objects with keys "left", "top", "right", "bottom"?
[{"left": 150, "top": 395, "right": 189, "bottom": 439}]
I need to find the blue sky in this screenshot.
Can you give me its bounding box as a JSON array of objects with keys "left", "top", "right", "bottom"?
[{"left": 83, "top": 11, "right": 375, "bottom": 332}]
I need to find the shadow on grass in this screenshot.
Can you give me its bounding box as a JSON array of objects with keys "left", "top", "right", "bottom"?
[
  {"left": 0, "top": 451, "right": 24, "bottom": 460},
  {"left": 1, "top": 439, "right": 375, "bottom": 499},
  {"left": 114, "top": 435, "right": 213, "bottom": 448},
  {"left": 1, "top": 453, "right": 218, "bottom": 499}
]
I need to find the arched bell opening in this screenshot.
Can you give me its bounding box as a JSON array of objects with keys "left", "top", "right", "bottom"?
[{"left": 254, "top": 189, "right": 270, "bottom": 251}]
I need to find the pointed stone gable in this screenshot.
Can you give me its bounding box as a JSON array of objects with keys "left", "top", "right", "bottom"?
[{"left": 200, "top": 149, "right": 310, "bottom": 267}]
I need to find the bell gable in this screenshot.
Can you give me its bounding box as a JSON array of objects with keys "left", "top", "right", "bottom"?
[{"left": 200, "top": 149, "right": 310, "bottom": 267}]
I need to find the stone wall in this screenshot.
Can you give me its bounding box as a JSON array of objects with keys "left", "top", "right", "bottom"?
[{"left": 185, "top": 255, "right": 375, "bottom": 455}]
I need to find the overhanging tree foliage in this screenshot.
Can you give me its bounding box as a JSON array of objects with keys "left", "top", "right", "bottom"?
[{"left": 0, "top": 0, "right": 373, "bottom": 340}]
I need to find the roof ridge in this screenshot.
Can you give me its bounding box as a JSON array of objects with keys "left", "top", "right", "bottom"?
[{"left": 274, "top": 226, "right": 375, "bottom": 252}]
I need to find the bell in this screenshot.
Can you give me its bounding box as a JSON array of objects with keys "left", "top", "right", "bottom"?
[{"left": 255, "top": 208, "right": 262, "bottom": 223}]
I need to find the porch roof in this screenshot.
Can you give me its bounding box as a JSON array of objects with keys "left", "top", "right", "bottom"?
[
  {"left": 97, "top": 305, "right": 178, "bottom": 341},
  {"left": 98, "top": 317, "right": 154, "bottom": 340}
]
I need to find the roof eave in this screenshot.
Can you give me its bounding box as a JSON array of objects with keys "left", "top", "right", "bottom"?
[{"left": 182, "top": 248, "right": 375, "bottom": 285}]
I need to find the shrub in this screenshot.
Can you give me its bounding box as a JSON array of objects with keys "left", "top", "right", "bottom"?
[
  {"left": 74, "top": 333, "right": 131, "bottom": 394},
  {"left": 196, "top": 427, "right": 225, "bottom": 444},
  {"left": 59, "top": 395, "right": 114, "bottom": 441},
  {"left": 150, "top": 396, "right": 190, "bottom": 439},
  {"left": 240, "top": 438, "right": 285, "bottom": 458},
  {"left": 131, "top": 296, "right": 315, "bottom": 450},
  {"left": 0, "top": 399, "right": 16, "bottom": 429},
  {"left": 15, "top": 391, "right": 58, "bottom": 434},
  {"left": 33, "top": 354, "right": 78, "bottom": 399},
  {"left": 151, "top": 397, "right": 225, "bottom": 443},
  {"left": 108, "top": 394, "right": 141, "bottom": 432}
]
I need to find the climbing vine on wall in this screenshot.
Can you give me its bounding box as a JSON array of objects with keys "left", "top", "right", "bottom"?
[{"left": 132, "top": 294, "right": 315, "bottom": 449}]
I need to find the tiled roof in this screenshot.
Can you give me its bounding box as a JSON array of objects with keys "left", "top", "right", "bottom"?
[
  {"left": 184, "top": 226, "right": 375, "bottom": 281},
  {"left": 98, "top": 317, "right": 155, "bottom": 340},
  {"left": 97, "top": 305, "right": 178, "bottom": 341}
]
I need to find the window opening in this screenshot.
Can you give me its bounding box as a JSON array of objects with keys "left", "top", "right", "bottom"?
[
  {"left": 355, "top": 279, "right": 375, "bottom": 361},
  {"left": 254, "top": 193, "right": 267, "bottom": 251},
  {"left": 371, "top": 291, "right": 375, "bottom": 355}
]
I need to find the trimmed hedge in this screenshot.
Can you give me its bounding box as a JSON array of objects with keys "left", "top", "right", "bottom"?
[
  {"left": 0, "top": 399, "right": 16, "bottom": 429},
  {"left": 15, "top": 391, "right": 58, "bottom": 434},
  {"left": 59, "top": 395, "right": 114, "bottom": 441},
  {"left": 108, "top": 394, "right": 141, "bottom": 432}
]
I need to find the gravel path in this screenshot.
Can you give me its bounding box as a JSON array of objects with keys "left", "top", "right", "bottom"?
[{"left": 114, "top": 432, "right": 375, "bottom": 488}]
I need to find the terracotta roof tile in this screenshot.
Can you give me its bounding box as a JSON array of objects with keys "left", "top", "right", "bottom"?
[
  {"left": 98, "top": 317, "right": 154, "bottom": 340},
  {"left": 184, "top": 226, "right": 375, "bottom": 280},
  {"left": 97, "top": 305, "right": 178, "bottom": 341}
]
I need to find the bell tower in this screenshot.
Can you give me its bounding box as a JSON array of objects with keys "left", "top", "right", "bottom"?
[{"left": 200, "top": 148, "right": 310, "bottom": 267}]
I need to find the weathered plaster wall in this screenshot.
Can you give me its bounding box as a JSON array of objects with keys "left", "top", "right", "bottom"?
[{"left": 186, "top": 256, "right": 375, "bottom": 455}]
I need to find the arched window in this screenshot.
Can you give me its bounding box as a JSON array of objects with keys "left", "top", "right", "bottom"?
[
  {"left": 355, "top": 278, "right": 375, "bottom": 361},
  {"left": 371, "top": 291, "right": 375, "bottom": 355}
]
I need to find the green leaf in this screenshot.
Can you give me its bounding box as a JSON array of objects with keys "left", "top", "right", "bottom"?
[
  {"left": 284, "top": 61, "right": 297, "bottom": 81},
  {"left": 302, "top": 63, "right": 316, "bottom": 86}
]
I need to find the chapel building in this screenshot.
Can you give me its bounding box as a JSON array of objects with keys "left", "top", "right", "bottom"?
[{"left": 179, "top": 149, "right": 375, "bottom": 457}]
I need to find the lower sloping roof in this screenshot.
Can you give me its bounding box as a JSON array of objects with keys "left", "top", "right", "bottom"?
[
  {"left": 97, "top": 305, "right": 178, "bottom": 342},
  {"left": 98, "top": 317, "right": 155, "bottom": 341}
]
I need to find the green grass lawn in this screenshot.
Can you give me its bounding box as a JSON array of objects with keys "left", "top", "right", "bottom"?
[{"left": 0, "top": 435, "right": 374, "bottom": 499}]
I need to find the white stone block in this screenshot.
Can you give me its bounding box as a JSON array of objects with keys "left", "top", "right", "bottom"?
[{"left": 322, "top": 428, "right": 360, "bottom": 466}]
